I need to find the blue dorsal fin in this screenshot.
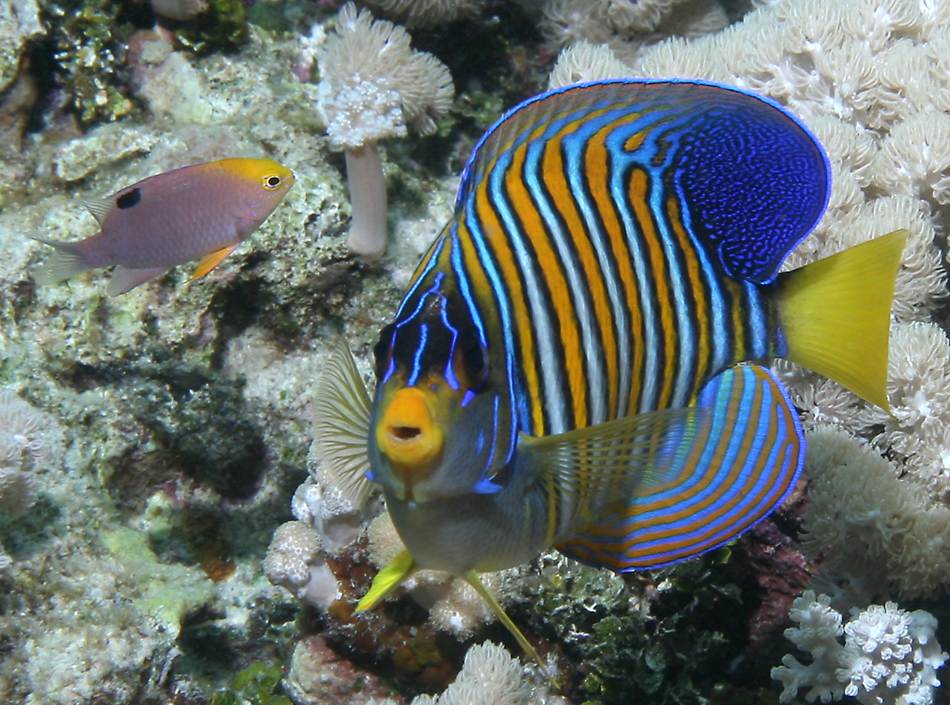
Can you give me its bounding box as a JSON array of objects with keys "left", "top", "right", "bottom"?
[
  {"left": 556, "top": 364, "right": 805, "bottom": 572},
  {"left": 454, "top": 79, "right": 830, "bottom": 284}
]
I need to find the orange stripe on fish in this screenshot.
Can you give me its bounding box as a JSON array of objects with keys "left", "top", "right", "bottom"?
[
  {"left": 628, "top": 168, "right": 677, "bottom": 409},
  {"left": 507, "top": 129, "right": 586, "bottom": 430},
  {"left": 474, "top": 169, "right": 546, "bottom": 435},
  {"left": 665, "top": 194, "right": 709, "bottom": 399}
]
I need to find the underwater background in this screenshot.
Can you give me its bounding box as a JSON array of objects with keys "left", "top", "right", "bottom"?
[{"left": 0, "top": 0, "right": 948, "bottom": 704}]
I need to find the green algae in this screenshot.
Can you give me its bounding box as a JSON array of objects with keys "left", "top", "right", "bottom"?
[
  {"left": 175, "top": 0, "right": 249, "bottom": 55},
  {"left": 519, "top": 552, "right": 747, "bottom": 705},
  {"left": 210, "top": 661, "right": 291, "bottom": 705},
  {"left": 37, "top": 0, "right": 136, "bottom": 125},
  {"left": 102, "top": 526, "right": 214, "bottom": 634}
]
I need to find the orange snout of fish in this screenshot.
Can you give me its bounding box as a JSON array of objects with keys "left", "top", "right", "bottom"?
[{"left": 375, "top": 387, "right": 444, "bottom": 495}]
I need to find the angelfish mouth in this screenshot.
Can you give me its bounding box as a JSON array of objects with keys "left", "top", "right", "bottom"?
[{"left": 391, "top": 425, "right": 421, "bottom": 441}]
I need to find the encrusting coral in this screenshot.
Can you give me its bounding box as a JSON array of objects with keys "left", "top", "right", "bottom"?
[
  {"left": 771, "top": 591, "right": 947, "bottom": 705},
  {"left": 315, "top": 2, "right": 454, "bottom": 258}
]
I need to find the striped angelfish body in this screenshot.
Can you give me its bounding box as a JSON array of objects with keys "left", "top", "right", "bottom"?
[{"left": 383, "top": 80, "right": 830, "bottom": 572}]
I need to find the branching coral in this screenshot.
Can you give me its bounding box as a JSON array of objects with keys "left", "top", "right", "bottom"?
[
  {"left": 771, "top": 591, "right": 948, "bottom": 705},
  {"left": 316, "top": 3, "right": 454, "bottom": 258}
]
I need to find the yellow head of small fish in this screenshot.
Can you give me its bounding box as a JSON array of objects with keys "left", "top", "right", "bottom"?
[
  {"left": 367, "top": 276, "right": 516, "bottom": 503},
  {"left": 218, "top": 157, "right": 295, "bottom": 201}
]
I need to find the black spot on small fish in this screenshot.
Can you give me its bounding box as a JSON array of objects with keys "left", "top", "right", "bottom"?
[{"left": 116, "top": 188, "right": 141, "bottom": 209}]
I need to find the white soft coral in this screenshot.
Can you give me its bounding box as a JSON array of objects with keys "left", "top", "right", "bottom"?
[
  {"left": 772, "top": 591, "right": 948, "bottom": 705},
  {"left": 315, "top": 3, "right": 453, "bottom": 257}
]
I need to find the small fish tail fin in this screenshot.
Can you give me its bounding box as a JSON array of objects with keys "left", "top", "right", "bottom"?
[
  {"left": 32, "top": 237, "right": 93, "bottom": 286},
  {"left": 774, "top": 229, "right": 907, "bottom": 412},
  {"left": 557, "top": 364, "right": 804, "bottom": 572}
]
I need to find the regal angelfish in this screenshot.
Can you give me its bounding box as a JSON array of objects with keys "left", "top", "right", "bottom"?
[{"left": 314, "top": 79, "right": 905, "bottom": 664}]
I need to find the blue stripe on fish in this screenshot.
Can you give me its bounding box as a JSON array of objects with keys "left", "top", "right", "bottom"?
[{"left": 556, "top": 364, "right": 804, "bottom": 570}]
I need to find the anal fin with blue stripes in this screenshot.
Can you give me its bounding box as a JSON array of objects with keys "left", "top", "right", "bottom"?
[{"left": 556, "top": 364, "right": 804, "bottom": 572}]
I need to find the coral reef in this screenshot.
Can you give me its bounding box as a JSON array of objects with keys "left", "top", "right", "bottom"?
[
  {"left": 0, "top": 0, "right": 42, "bottom": 95},
  {"left": 547, "top": 40, "right": 629, "bottom": 89},
  {"left": 540, "top": 0, "right": 730, "bottom": 61},
  {"left": 38, "top": 0, "right": 135, "bottom": 125},
  {"left": 772, "top": 591, "right": 947, "bottom": 705},
  {"left": 0, "top": 0, "right": 948, "bottom": 703},
  {"left": 209, "top": 661, "right": 291, "bottom": 705},
  {"left": 361, "top": 0, "right": 482, "bottom": 28},
  {"left": 0, "top": 390, "right": 55, "bottom": 567}
]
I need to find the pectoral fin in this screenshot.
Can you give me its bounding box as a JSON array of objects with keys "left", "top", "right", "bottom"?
[
  {"left": 355, "top": 550, "right": 414, "bottom": 612},
  {"left": 313, "top": 340, "right": 375, "bottom": 509},
  {"left": 557, "top": 364, "right": 805, "bottom": 572},
  {"left": 520, "top": 405, "right": 704, "bottom": 541},
  {"left": 192, "top": 244, "right": 238, "bottom": 280}
]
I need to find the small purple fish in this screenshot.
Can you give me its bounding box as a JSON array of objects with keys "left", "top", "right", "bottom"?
[{"left": 34, "top": 157, "right": 295, "bottom": 296}]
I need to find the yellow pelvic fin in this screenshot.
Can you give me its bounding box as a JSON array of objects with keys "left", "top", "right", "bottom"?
[
  {"left": 192, "top": 244, "right": 238, "bottom": 280},
  {"left": 464, "top": 571, "right": 552, "bottom": 680},
  {"left": 775, "top": 229, "right": 907, "bottom": 412},
  {"left": 355, "top": 550, "right": 414, "bottom": 613}
]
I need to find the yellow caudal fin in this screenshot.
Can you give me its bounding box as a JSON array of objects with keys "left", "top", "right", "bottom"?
[{"left": 774, "top": 230, "right": 907, "bottom": 412}]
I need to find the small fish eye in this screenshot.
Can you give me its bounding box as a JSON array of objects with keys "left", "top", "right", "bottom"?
[{"left": 263, "top": 175, "right": 282, "bottom": 190}]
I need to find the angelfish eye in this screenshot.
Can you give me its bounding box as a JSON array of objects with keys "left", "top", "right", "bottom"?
[{"left": 263, "top": 174, "right": 282, "bottom": 190}]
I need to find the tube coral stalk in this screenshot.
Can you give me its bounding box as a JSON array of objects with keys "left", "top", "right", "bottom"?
[{"left": 345, "top": 144, "right": 388, "bottom": 258}]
